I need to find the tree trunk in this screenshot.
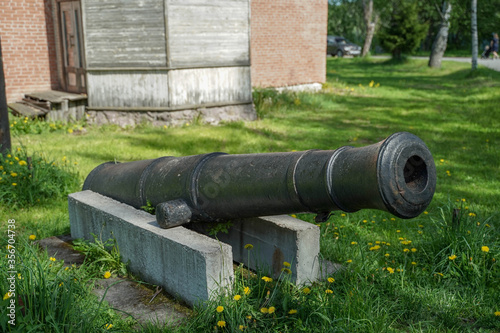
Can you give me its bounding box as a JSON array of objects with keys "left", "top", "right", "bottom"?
[
  {"left": 362, "top": 0, "right": 378, "bottom": 57},
  {"left": 471, "top": 0, "right": 478, "bottom": 70},
  {"left": 0, "top": 36, "right": 12, "bottom": 156},
  {"left": 429, "top": 1, "right": 452, "bottom": 68}
]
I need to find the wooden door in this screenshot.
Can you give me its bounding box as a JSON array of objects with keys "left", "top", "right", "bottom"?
[{"left": 60, "top": 1, "right": 86, "bottom": 93}]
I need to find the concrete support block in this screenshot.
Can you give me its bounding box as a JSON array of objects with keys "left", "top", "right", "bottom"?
[
  {"left": 190, "top": 215, "right": 321, "bottom": 285},
  {"left": 68, "top": 190, "right": 233, "bottom": 306}
]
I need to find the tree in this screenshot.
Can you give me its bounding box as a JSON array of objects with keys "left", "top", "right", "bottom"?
[
  {"left": 361, "top": 0, "right": 379, "bottom": 56},
  {"left": 327, "top": 1, "right": 364, "bottom": 44},
  {"left": 429, "top": 1, "right": 452, "bottom": 68},
  {"left": 378, "top": 1, "right": 429, "bottom": 60},
  {"left": 0, "top": 36, "right": 12, "bottom": 156},
  {"left": 471, "top": 0, "right": 478, "bottom": 70}
]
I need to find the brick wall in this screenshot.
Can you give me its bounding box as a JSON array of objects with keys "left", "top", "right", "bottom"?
[
  {"left": 250, "top": 0, "right": 327, "bottom": 88},
  {"left": 0, "top": 0, "right": 59, "bottom": 103}
]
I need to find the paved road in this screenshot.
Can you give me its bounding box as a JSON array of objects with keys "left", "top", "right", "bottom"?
[
  {"left": 440, "top": 57, "right": 500, "bottom": 72},
  {"left": 371, "top": 55, "right": 500, "bottom": 72}
]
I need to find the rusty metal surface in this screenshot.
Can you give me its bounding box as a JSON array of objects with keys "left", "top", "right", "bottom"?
[{"left": 83, "top": 132, "right": 436, "bottom": 229}]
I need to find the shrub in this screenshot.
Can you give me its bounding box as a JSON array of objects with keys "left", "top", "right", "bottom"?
[
  {"left": 0, "top": 147, "right": 80, "bottom": 208},
  {"left": 8, "top": 115, "right": 86, "bottom": 135},
  {"left": 252, "top": 88, "right": 302, "bottom": 119}
]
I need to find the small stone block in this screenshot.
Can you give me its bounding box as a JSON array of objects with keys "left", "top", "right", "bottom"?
[
  {"left": 191, "top": 215, "right": 321, "bottom": 285},
  {"left": 68, "top": 190, "right": 233, "bottom": 306}
]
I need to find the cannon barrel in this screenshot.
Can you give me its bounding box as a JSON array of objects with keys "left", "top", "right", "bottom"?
[{"left": 83, "top": 132, "right": 436, "bottom": 229}]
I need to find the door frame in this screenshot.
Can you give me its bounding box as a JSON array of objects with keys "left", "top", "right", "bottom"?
[{"left": 56, "top": 0, "right": 86, "bottom": 94}]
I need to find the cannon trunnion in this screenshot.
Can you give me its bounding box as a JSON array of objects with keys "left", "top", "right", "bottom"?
[{"left": 83, "top": 132, "right": 436, "bottom": 229}]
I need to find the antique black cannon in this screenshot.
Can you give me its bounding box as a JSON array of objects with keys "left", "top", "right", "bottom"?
[{"left": 83, "top": 132, "right": 436, "bottom": 229}]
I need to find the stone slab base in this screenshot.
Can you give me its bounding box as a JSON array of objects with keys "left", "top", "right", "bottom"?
[
  {"left": 274, "top": 83, "right": 323, "bottom": 93},
  {"left": 189, "top": 215, "right": 321, "bottom": 285},
  {"left": 86, "top": 103, "right": 257, "bottom": 128},
  {"left": 68, "top": 190, "right": 234, "bottom": 306}
]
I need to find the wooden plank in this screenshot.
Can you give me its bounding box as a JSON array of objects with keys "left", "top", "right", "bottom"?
[
  {"left": 169, "top": 67, "right": 251, "bottom": 106},
  {"left": 25, "top": 90, "right": 87, "bottom": 103},
  {"left": 168, "top": 0, "right": 250, "bottom": 67},
  {"left": 84, "top": 0, "right": 167, "bottom": 68},
  {"left": 87, "top": 71, "right": 169, "bottom": 108},
  {"left": 8, "top": 102, "right": 47, "bottom": 118}
]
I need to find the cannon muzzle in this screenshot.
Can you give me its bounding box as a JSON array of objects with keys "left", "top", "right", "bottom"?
[{"left": 83, "top": 132, "right": 436, "bottom": 229}]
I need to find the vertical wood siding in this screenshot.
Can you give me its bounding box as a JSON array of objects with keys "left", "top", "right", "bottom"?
[
  {"left": 84, "top": 0, "right": 167, "bottom": 68},
  {"left": 169, "top": 67, "right": 251, "bottom": 106},
  {"left": 167, "top": 0, "right": 250, "bottom": 68},
  {"left": 82, "top": 0, "right": 251, "bottom": 110},
  {"left": 87, "top": 71, "right": 169, "bottom": 107}
]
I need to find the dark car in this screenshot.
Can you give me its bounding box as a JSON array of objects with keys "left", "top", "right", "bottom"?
[{"left": 327, "top": 36, "right": 361, "bottom": 57}]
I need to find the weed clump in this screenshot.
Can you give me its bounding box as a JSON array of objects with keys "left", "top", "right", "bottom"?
[{"left": 0, "top": 147, "right": 79, "bottom": 208}]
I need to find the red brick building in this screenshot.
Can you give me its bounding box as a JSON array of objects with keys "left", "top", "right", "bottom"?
[
  {"left": 251, "top": 0, "right": 327, "bottom": 89},
  {"left": 1, "top": 0, "right": 327, "bottom": 106},
  {"left": 1, "top": 0, "right": 59, "bottom": 103}
]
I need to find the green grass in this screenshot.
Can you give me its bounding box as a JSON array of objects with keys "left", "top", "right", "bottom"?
[{"left": 1, "top": 57, "right": 499, "bottom": 331}]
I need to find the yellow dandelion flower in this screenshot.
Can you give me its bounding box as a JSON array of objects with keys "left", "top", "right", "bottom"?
[
  {"left": 233, "top": 294, "right": 241, "bottom": 301},
  {"left": 387, "top": 267, "right": 395, "bottom": 274},
  {"left": 10, "top": 172, "right": 18, "bottom": 177},
  {"left": 239, "top": 325, "right": 246, "bottom": 331},
  {"left": 18, "top": 160, "right": 27, "bottom": 166},
  {"left": 290, "top": 214, "right": 297, "bottom": 218},
  {"left": 244, "top": 286, "right": 250, "bottom": 295},
  {"left": 385, "top": 253, "right": 390, "bottom": 257},
  {"left": 327, "top": 277, "right": 335, "bottom": 283},
  {"left": 411, "top": 248, "right": 417, "bottom": 252},
  {"left": 495, "top": 311, "right": 500, "bottom": 316},
  {"left": 268, "top": 306, "right": 275, "bottom": 314},
  {"left": 65, "top": 267, "right": 69, "bottom": 271},
  {"left": 325, "top": 289, "right": 333, "bottom": 294},
  {"left": 283, "top": 261, "right": 291, "bottom": 268},
  {"left": 217, "top": 321, "right": 226, "bottom": 328},
  {"left": 216, "top": 305, "right": 224, "bottom": 313},
  {"left": 288, "top": 309, "right": 297, "bottom": 314},
  {"left": 262, "top": 276, "right": 273, "bottom": 283},
  {"left": 282, "top": 268, "right": 292, "bottom": 274},
  {"left": 3, "top": 292, "right": 12, "bottom": 300},
  {"left": 29, "top": 234, "right": 36, "bottom": 240},
  {"left": 49, "top": 257, "right": 56, "bottom": 262},
  {"left": 260, "top": 307, "right": 268, "bottom": 313},
  {"left": 103, "top": 271, "right": 111, "bottom": 279},
  {"left": 246, "top": 315, "right": 252, "bottom": 320},
  {"left": 403, "top": 248, "right": 410, "bottom": 253},
  {"left": 244, "top": 244, "right": 253, "bottom": 250},
  {"left": 67, "top": 129, "right": 73, "bottom": 134},
  {"left": 351, "top": 241, "right": 358, "bottom": 245},
  {"left": 481, "top": 246, "right": 489, "bottom": 253},
  {"left": 346, "top": 259, "right": 352, "bottom": 263},
  {"left": 105, "top": 323, "right": 113, "bottom": 330},
  {"left": 411, "top": 262, "right": 417, "bottom": 265},
  {"left": 302, "top": 287, "right": 311, "bottom": 294},
  {"left": 449, "top": 254, "right": 457, "bottom": 260}
]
